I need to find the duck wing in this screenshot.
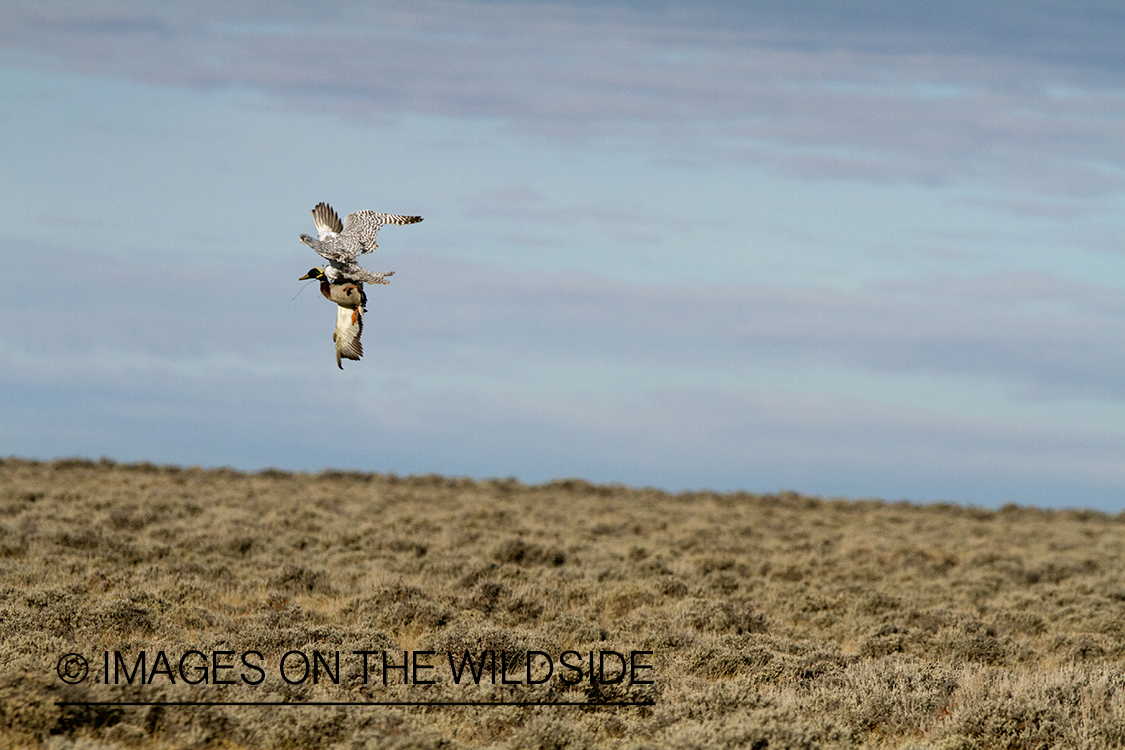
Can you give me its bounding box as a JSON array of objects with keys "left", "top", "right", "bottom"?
[{"left": 333, "top": 304, "right": 364, "bottom": 369}]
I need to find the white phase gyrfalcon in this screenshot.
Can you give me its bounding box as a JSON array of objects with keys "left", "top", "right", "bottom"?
[
  {"left": 297, "top": 201, "right": 421, "bottom": 367},
  {"left": 299, "top": 202, "right": 421, "bottom": 284},
  {"left": 298, "top": 267, "right": 372, "bottom": 369}
]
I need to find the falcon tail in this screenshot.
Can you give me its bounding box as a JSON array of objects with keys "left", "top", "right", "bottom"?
[{"left": 376, "top": 213, "right": 423, "bottom": 226}]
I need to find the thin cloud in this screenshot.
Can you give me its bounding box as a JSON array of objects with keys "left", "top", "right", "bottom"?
[
  {"left": 9, "top": 234, "right": 1123, "bottom": 399},
  {"left": 5, "top": 237, "right": 1122, "bottom": 402},
  {"left": 381, "top": 256, "right": 1125, "bottom": 401},
  {"left": 3, "top": 1, "right": 1123, "bottom": 193},
  {"left": 465, "top": 185, "right": 708, "bottom": 247}
]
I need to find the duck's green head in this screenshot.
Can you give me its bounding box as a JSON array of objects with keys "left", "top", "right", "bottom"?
[{"left": 299, "top": 266, "right": 326, "bottom": 281}]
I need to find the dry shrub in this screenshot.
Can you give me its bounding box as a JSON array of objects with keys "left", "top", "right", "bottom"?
[
  {"left": 935, "top": 665, "right": 1125, "bottom": 748},
  {"left": 506, "top": 714, "right": 595, "bottom": 750},
  {"left": 672, "top": 599, "right": 767, "bottom": 635},
  {"left": 494, "top": 539, "right": 566, "bottom": 567},
  {"left": 3, "top": 459, "right": 1125, "bottom": 748},
  {"left": 343, "top": 582, "right": 454, "bottom": 631},
  {"left": 424, "top": 623, "right": 544, "bottom": 670}
]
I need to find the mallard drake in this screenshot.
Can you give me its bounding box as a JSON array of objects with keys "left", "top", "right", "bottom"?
[
  {"left": 298, "top": 267, "right": 372, "bottom": 369},
  {"left": 298, "top": 202, "right": 420, "bottom": 284}
]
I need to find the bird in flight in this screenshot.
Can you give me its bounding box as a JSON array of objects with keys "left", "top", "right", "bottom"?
[
  {"left": 299, "top": 202, "right": 420, "bottom": 284},
  {"left": 298, "top": 202, "right": 422, "bottom": 368},
  {"left": 298, "top": 267, "right": 373, "bottom": 369}
]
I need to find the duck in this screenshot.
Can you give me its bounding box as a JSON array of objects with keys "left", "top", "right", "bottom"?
[
  {"left": 298, "top": 202, "right": 420, "bottom": 284},
  {"left": 298, "top": 266, "right": 377, "bottom": 369}
]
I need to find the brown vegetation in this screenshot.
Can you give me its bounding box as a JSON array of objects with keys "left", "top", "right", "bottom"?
[{"left": 2, "top": 457, "right": 1125, "bottom": 748}]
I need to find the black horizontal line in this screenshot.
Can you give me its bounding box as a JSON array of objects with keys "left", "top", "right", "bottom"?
[{"left": 55, "top": 700, "right": 654, "bottom": 707}]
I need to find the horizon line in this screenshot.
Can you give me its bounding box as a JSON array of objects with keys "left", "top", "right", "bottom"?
[{"left": 55, "top": 699, "right": 655, "bottom": 708}]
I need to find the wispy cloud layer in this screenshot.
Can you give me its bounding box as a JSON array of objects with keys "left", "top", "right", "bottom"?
[
  {"left": 10, "top": 240, "right": 1122, "bottom": 403},
  {"left": 4, "top": 1, "right": 1124, "bottom": 194}
]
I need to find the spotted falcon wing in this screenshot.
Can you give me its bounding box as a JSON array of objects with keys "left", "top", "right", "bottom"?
[
  {"left": 343, "top": 210, "right": 423, "bottom": 254},
  {"left": 312, "top": 202, "right": 344, "bottom": 241},
  {"left": 298, "top": 233, "right": 353, "bottom": 264},
  {"left": 343, "top": 266, "right": 395, "bottom": 286}
]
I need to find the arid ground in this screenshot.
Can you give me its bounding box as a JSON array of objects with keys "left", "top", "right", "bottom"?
[{"left": 2, "top": 457, "right": 1125, "bottom": 748}]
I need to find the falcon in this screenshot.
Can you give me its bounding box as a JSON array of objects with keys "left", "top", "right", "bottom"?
[
  {"left": 298, "top": 202, "right": 422, "bottom": 368},
  {"left": 299, "top": 202, "right": 420, "bottom": 284}
]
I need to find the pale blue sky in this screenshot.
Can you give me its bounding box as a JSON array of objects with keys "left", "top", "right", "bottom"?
[{"left": 2, "top": 1, "right": 1124, "bottom": 508}]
